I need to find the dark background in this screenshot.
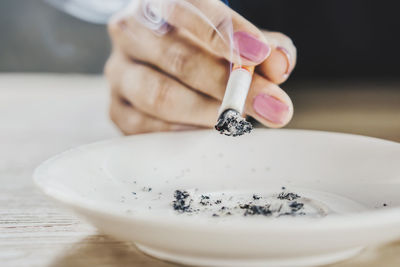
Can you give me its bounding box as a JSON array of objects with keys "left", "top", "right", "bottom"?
[
  {"left": 1, "top": 0, "right": 400, "bottom": 80},
  {"left": 231, "top": 0, "right": 400, "bottom": 80}
]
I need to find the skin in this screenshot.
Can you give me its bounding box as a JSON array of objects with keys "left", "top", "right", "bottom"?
[{"left": 105, "top": 0, "right": 297, "bottom": 135}]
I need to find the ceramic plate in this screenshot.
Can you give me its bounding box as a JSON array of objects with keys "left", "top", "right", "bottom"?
[{"left": 34, "top": 129, "right": 400, "bottom": 267}]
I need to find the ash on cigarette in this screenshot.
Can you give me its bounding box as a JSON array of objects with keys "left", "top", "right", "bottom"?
[
  {"left": 215, "top": 109, "right": 252, "bottom": 137},
  {"left": 171, "top": 189, "right": 322, "bottom": 218}
]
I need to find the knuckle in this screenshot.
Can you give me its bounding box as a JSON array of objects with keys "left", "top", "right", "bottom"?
[
  {"left": 107, "top": 19, "right": 120, "bottom": 37},
  {"left": 105, "top": 52, "right": 133, "bottom": 88},
  {"left": 104, "top": 53, "right": 125, "bottom": 85},
  {"left": 109, "top": 97, "right": 142, "bottom": 135},
  {"left": 207, "top": 16, "right": 230, "bottom": 48},
  {"left": 107, "top": 18, "right": 130, "bottom": 46},
  {"left": 149, "top": 76, "right": 173, "bottom": 114},
  {"left": 109, "top": 99, "right": 120, "bottom": 126},
  {"left": 125, "top": 112, "right": 143, "bottom": 133},
  {"left": 104, "top": 56, "right": 115, "bottom": 79},
  {"left": 168, "top": 44, "right": 191, "bottom": 75}
]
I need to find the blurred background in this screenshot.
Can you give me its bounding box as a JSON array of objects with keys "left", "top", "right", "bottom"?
[{"left": 2, "top": 0, "right": 400, "bottom": 78}]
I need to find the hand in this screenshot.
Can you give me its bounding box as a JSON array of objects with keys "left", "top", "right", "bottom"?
[{"left": 105, "top": 0, "right": 296, "bottom": 135}]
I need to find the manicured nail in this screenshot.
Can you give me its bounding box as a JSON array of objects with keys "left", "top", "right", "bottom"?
[
  {"left": 253, "top": 93, "right": 289, "bottom": 124},
  {"left": 276, "top": 46, "right": 292, "bottom": 75},
  {"left": 233, "top": 31, "right": 270, "bottom": 63}
]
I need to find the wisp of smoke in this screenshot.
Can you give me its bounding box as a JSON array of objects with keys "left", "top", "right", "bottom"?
[{"left": 118, "top": 0, "right": 240, "bottom": 68}]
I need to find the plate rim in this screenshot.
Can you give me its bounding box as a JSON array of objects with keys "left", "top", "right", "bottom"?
[{"left": 33, "top": 129, "right": 400, "bottom": 232}]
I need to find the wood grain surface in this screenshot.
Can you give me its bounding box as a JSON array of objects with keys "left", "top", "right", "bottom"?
[{"left": 0, "top": 74, "right": 399, "bottom": 267}]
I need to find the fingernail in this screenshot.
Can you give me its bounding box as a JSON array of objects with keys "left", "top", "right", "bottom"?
[
  {"left": 276, "top": 46, "right": 292, "bottom": 75},
  {"left": 253, "top": 93, "right": 289, "bottom": 124},
  {"left": 233, "top": 31, "right": 270, "bottom": 63}
]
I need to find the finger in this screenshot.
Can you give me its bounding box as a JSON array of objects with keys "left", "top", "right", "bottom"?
[
  {"left": 257, "top": 31, "right": 297, "bottom": 84},
  {"left": 108, "top": 16, "right": 229, "bottom": 100},
  {"left": 244, "top": 75, "right": 294, "bottom": 128},
  {"left": 106, "top": 50, "right": 293, "bottom": 128},
  {"left": 133, "top": 0, "right": 270, "bottom": 65},
  {"left": 108, "top": 52, "right": 219, "bottom": 127},
  {"left": 109, "top": 92, "right": 199, "bottom": 135}
]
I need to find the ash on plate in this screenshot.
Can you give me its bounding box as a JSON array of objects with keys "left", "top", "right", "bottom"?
[
  {"left": 171, "top": 189, "right": 316, "bottom": 218},
  {"left": 172, "top": 190, "right": 193, "bottom": 213},
  {"left": 277, "top": 192, "right": 300, "bottom": 201}
]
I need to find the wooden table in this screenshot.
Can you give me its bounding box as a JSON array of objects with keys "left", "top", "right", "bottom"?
[{"left": 1, "top": 74, "right": 399, "bottom": 267}]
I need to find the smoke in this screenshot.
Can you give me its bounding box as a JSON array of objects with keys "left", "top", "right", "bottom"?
[
  {"left": 45, "top": 0, "right": 240, "bottom": 66},
  {"left": 120, "top": 0, "right": 238, "bottom": 67}
]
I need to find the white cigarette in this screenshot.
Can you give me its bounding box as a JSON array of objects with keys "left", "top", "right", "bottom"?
[{"left": 218, "top": 64, "right": 255, "bottom": 116}]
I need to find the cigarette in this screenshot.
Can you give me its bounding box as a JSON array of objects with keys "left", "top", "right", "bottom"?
[
  {"left": 215, "top": 64, "right": 254, "bottom": 137},
  {"left": 218, "top": 64, "right": 255, "bottom": 116}
]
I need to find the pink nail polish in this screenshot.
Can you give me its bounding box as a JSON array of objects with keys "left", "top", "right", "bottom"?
[
  {"left": 276, "top": 46, "right": 292, "bottom": 75},
  {"left": 233, "top": 31, "right": 270, "bottom": 63},
  {"left": 253, "top": 94, "right": 289, "bottom": 124}
]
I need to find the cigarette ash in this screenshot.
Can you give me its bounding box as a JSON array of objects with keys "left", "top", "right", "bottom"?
[
  {"left": 215, "top": 109, "right": 252, "bottom": 137},
  {"left": 171, "top": 189, "right": 322, "bottom": 218},
  {"left": 277, "top": 192, "right": 300, "bottom": 201},
  {"left": 172, "top": 190, "right": 194, "bottom": 213},
  {"left": 142, "top": 187, "right": 152, "bottom": 192}
]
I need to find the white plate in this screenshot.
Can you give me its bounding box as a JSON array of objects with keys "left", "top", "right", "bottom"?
[{"left": 34, "top": 129, "right": 400, "bottom": 267}]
